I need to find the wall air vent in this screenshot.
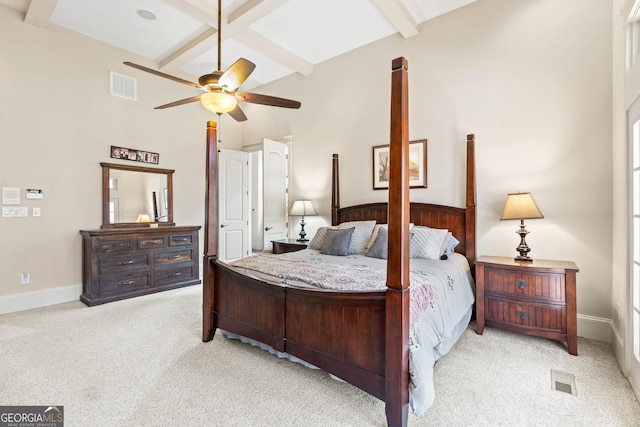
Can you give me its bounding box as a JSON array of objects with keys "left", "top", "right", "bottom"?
[{"left": 110, "top": 71, "right": 137, "bottom": 101}]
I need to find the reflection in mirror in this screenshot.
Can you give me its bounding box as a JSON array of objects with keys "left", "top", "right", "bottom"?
[{"left": 101, "top": 162, "right": 174, "bottom": 228}]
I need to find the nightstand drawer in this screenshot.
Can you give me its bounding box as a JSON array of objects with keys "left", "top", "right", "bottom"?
[
  {"left": 484, "top": 267, "right": 565, "bottom": 304},
  {"left": 485, "top": 296, "right": 566, "bottom": 333},
  {"left": 475, "top": 256, "right": 578, "bottom": 355}
]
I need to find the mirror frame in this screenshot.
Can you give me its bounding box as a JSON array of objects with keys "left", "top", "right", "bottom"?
[{"left": 100, "top": 162, "right": 175, "bottom": 229}]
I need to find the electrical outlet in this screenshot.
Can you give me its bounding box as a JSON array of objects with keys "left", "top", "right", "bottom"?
[
  {"left": 21, "top": 272, "right": 30, "bottom": 285},
  {"left": 33, "top": 207, "right": 41, "bottom": 217}
]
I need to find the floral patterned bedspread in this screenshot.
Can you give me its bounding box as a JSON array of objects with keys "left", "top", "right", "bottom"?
[{"left": 230, "top": 254, "right": 437, "bottom": 328}]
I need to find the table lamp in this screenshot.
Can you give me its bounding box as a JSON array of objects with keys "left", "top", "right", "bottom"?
[
  {"left": 290, "top": 200, "right": 317, "bottom": 241},
  {"left": 500, "top": 192, "right": 544, "bottom": 261}
]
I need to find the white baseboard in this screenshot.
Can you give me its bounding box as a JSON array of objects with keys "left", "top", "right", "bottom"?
[
  {"left": 577, "top": 313, "right": 612, "bottom": 343},
  {"left": 0, "top": 284, "right": 82, "bottom": 315}
]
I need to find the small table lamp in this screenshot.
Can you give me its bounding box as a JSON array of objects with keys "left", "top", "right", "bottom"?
[
  {"left": 290, "top": 200, "right": 317, "bottom": 241},
  {"left": 501, "top": 192, "right": 544, "bottom": 261}
]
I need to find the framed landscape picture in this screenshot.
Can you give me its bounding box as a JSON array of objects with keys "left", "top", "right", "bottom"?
[{"left": 372, "top": 139, "right": 427, "bottom": 189}]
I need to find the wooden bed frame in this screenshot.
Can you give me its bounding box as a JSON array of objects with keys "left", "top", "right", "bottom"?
[{"left": 202, "top": 57, "right": 477, "bottom": 427}]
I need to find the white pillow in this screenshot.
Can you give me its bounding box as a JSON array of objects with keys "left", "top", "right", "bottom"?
[
  {"left": 440, "top": 232, "right": 460, "bottom": 257},
  {"left": 338, "top": 220, "right": 376, "bottom": 255},
  {"left": 409, "top": 226, "right": 449, "bottom": 260}
]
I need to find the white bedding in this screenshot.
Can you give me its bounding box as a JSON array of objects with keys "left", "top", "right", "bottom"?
[{"left": 225, "top": 249, "right": 475, "bottom": 416}]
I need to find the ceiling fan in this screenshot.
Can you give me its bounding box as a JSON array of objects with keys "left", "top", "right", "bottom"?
[{"left": 123, "top": 0, "right": 301, "bottom": 122}]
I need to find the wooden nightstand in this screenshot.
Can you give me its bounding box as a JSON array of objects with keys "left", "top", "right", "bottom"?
[
  {"left": 475, "top": 255, "right": 579, "bottom": 355},
  {"left": 271, "top": 238, "right": 308, "bottom": 254}
]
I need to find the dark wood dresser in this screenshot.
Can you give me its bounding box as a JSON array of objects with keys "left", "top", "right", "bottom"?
[
  {"left": 80, "top": 226, "right": 201, "bottom": 306},
  {"left": 475, "top": 255, "right": 579, "bottom": 355}
]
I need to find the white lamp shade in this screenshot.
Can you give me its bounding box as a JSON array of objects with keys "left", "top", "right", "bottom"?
[
  {"left": 501, "top": 192, "right": 544, "bottom": 220},
  {"left": 200, "top": 92, "right": 237, "bottom": 114},
  {"left": 136, "top": 214, "right": 152, "bottom": 223},
  {"left": 290, "top": 200, "right": 317, "bottom": 216}
]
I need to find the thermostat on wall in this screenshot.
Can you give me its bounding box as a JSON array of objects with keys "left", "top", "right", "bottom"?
[
  {"left": 26, "top": 189, "right": 43, "bottom": 199},
  {"left": 2, "top": 187, "right": 20, "bottom": 205}
]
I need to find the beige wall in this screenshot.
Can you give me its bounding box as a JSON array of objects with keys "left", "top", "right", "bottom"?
[
  {"left": 0, "top": 1, "right": 616, "bottom": 330},
  {"left": 0, "top": 6, "right": 242, "bottom": 301},
  {"left": 240, "top": 0, "right": 615, "bottom": 323}
]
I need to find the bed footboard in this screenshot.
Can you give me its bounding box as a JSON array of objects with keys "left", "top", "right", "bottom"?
[
  {"left": 285, "top": 288, "right": 387, "bottom": 400},
  {"left": 206, "top": 259, "right": 389, "bottom": 400},
  {"left": 210, "top": 260, "right": 286, "bottom": 351}
]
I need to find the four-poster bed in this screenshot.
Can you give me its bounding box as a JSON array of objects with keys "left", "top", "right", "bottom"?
[{"left": 202, "top": 57, "right": 477, "bottom": 427}]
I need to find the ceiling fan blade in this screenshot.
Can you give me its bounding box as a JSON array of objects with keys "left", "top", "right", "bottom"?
[
  {"left": 154, "top": 96, "right": 202, "bottom": 110},
  {"left": 237, "top": 92, "right": 301, "bottom": 109},
  {"left": 219, "top": 58, "right": 256, "bottom": 91},
  {"left": 124, "top": 62, "right": 201, "bottom": 89},
  {"left": 228, "top": 105, "right": 248, "bottom": 122}
]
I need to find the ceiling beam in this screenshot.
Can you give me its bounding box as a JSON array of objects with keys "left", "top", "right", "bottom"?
[
  {"left": 231, "top": 27, "right": 313, "bottom": 76},
  {"left": 228, "top": 0, "right": 289, "bottom": 26},
  {"left": 159, "top": 26, "right": 218, "bottom": 70},
  {"left": 23, "top": 0, "right": 57, "bottom": 28},
  {"left": 372, "top": 0, "right": 419, "bottom": 38}
]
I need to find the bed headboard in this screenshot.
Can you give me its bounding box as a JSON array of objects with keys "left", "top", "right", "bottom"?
[{"left": 331, "top": 134, "right": 477, "bottom": 267}]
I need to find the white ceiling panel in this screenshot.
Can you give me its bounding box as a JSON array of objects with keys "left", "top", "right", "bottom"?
[
  {"left": 50, "top": 0, "right": 206, "bottom": 61},
  {"left": 250, "top": 0, "right": 397, "bottom": 64},
  {"left": 1, "top": 0, "right": 478, "bottom": 93}
]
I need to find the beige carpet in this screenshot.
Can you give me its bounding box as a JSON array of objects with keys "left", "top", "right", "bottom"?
[{"left": 1, "top": 285, "right": 639, "bottom": 427}]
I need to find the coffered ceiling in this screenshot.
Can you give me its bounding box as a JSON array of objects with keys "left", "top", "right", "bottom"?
[{"left": 1, "top": 0, "right": 476, "bottom": 90}]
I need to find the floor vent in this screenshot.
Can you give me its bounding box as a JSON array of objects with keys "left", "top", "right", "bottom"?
[
  {"left": 110, "top": 71, "right": 137, "bottom": 101},
  {"left": 551, "top": 369, "right": 577, "bottom": 396}
]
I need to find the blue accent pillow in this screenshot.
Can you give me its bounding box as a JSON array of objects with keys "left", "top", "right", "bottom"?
[
  {"left": 365, "top": 227, "right": 388, "bottom": 259},
  {"left": 321, "top": 227, "right": 355, "bottom": 256}
]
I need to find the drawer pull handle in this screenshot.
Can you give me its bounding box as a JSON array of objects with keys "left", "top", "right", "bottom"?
[
  {"left": 174, "top": 237, "right": 189, "bottom": 242},
  {"left": 169, "top": 254, "right": 182, "bottom": 259},
  {"left": 170, "top": 272, "right": 182, "bottom": 277},
  {"left": 118, "top": 260, "right": 135, "bottom": 265},
  {"left": 117, "top": 280, "right": 135, "bottom": 287},
  {"left": 515, "top": 280, "right": 528, "bottom": 290},
  {"left": 143, "top": 239, "right": 163, "bottom": 245},
  {"left": 516, "top": 310, "right": 529, "bottom": 321}
]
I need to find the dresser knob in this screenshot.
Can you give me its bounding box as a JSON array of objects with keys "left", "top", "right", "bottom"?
[
  {"left": 516, "top": 310, "right": 529, "bottom": 321},
  {"left": 515, "top": 280, "right": 528, "bottom": 290}
]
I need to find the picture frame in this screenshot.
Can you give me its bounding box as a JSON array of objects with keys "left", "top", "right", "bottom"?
[
  {"left": 110, "top": 145, "right": 159, "bottom": 165},
  {"left": 372, "top": 139, "right": 427, "bottom": 189}
]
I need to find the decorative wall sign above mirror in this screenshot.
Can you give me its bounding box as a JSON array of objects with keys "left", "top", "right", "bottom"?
[{"left": 100, "top": 162, "right": 174, "bottom": 228}]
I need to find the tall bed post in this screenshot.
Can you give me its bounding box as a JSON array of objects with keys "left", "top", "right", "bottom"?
[
  {"left": 385, "top": 56, "right": 410, "bottom": 427},
  {"left": 465, "top": 133, "right": 477, "bottom": 269},
  {"left": 331, "top": 153, "right": 340, "bottom": 225},
  {"left": 203, "top": 120, "right": 218, "bottom": 342}
]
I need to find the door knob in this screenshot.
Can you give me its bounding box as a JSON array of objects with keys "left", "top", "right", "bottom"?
[
  {"left": 220, "top": 224, "right": 226, "bottom": 228},
  {"left": 265, "top": 227, "right": 273, "bottom": 231}
]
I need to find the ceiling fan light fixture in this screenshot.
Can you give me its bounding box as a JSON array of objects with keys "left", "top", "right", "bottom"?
[{"left": 200, "top": 92, "right": 237, "bottom": 114}]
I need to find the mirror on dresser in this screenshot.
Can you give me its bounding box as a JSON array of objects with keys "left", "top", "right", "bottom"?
[{"left": 100, "top": 162, "right": 174, "bottom": 228}]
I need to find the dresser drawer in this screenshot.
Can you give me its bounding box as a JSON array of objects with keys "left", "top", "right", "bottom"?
[
  {"left": 485, "top": 296, "right": 566, "bottom": 333},
  {"left": 100, "top": 272, "right": 151, "bottom": 295},
  {"left": 99, "top": 253, "right": 149, "bottom": 273},
  {"left": 169, "top": 233, "right": 195, "bottom": 246},
  {"left": 156, "top": 266, "right": 197, "bottom": 286},
  {"left": 138, "top": 235, "right": 167, "bottom": 249},
  {"left": 484, "top": 267, "right": 566, "bottom": 304},
  {"left": 155, "top": 249, "right": 194, "bottom": 265},
  {"left": 99, "top": 237, "right": 135, "bottom": 253}
]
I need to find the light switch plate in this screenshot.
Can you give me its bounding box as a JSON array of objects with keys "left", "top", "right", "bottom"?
[
  {"left": 2, "top": 207, "right": 28, "bottom": 217},
  {"left": 33, "top": 207, "right": 41, "bottom": 217}
]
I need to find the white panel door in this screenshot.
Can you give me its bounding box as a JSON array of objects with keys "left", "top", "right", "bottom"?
[
  {"left": 262, "top": 138, "right": 288, "bottom": 249},
  {"left": 629, "top": 98, "right": 640, "bottom": 397},
  {"left": 218, "top": 149, "right": 249, "bottom": 263}
]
